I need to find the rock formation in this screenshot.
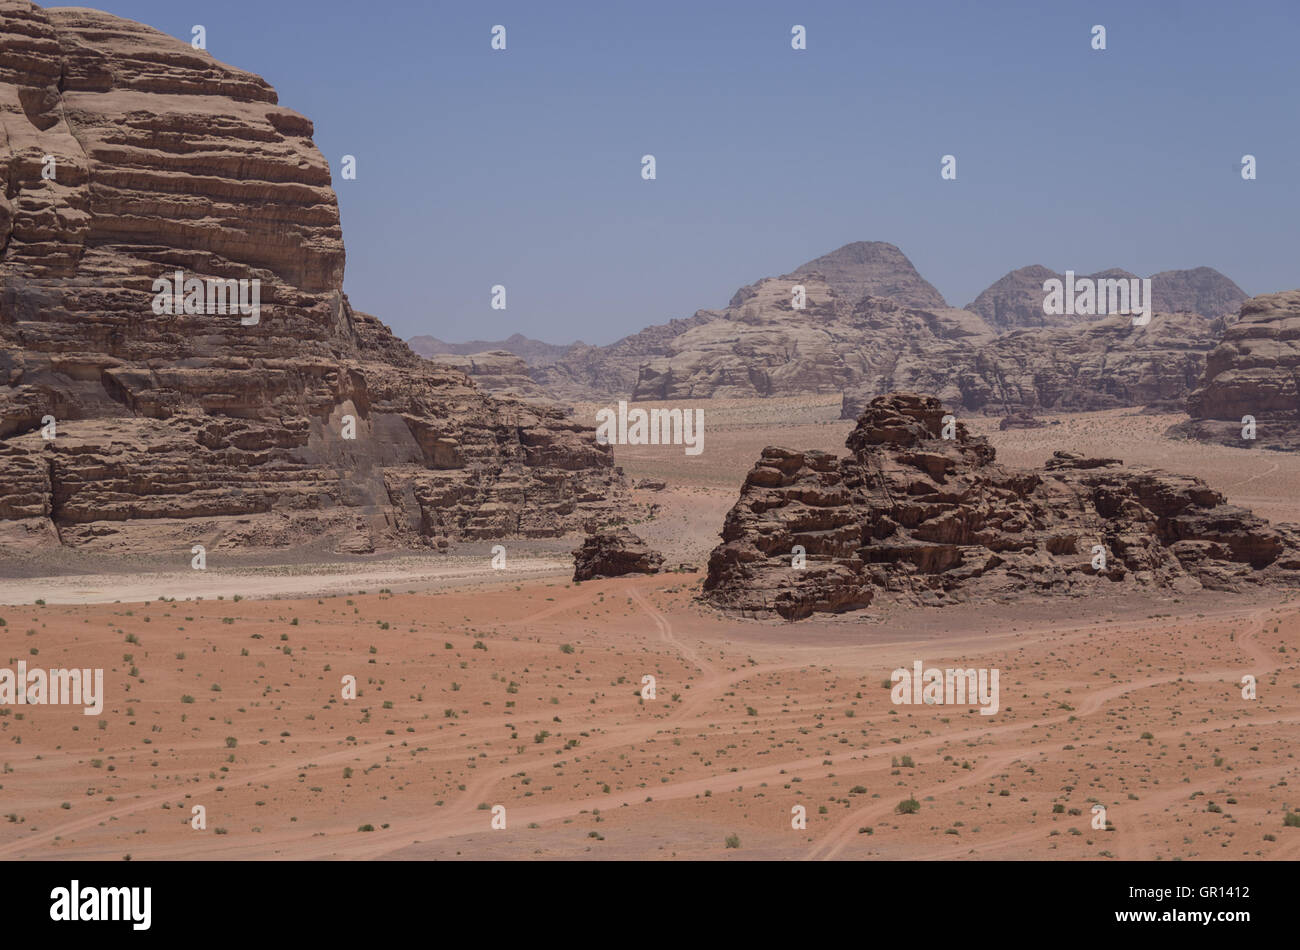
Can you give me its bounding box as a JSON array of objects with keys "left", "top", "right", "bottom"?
[
  {"left": 421, "top": 350, "right": 552, "bottom": 402},
  {"left": 0, "top": 1, "right": 626, "bottom": 556},
  {"left": 967, "top": 265, "right": 1246, "bottom": 330},
  {"left": 409, "top": 332, "right": 579, "bottom": 367},
  {"left": 704, "top": 393, "right": 1300, "bottom": 619},
  {"left": 572, "top": 527, "right": 663, "bottom": 580},
  {"left": 632, "top": 277, "right": 992, "bottom": 401},
  {"left": 786, "top": 241, "right": 948, "bottom": 310},
  {"left": 842, "top": 311, "right": 1219, "bottom": 419},
  {"left": 1170, "top": 290, "right": 1300, "bottom": 451}
]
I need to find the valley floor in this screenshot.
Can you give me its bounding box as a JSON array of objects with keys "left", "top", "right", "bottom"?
[{"left": 3, "top": 399, "right": 1298, "bottom": 860}]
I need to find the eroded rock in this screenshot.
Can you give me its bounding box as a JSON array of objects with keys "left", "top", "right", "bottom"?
[{"left": 705, "top": 392, "right": 1300, "bottom": 619}]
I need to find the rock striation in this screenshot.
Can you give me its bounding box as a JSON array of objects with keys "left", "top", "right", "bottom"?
[
  {"left": 0, "top": 1, "right": 626, "bottom": 556},
  {"left": 704, "top": 393, "right": 1300, "bottom": 619},
  {"left": 572, "top": 527, "right": 663, "bottom": 580},
  {"left": 1170, "top": 290, "right": 1300, "bottom": 451},
  {"left": 841, "top": 311, "right": 1219, "bottom": 419},
  {"left": 632, "top": 275, "right": 992, "bottom": 402},
  {"left": 421, "top": 350, "right": 553, "bottom": 402}
]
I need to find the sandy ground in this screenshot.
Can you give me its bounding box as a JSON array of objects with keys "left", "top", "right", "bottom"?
[{"left": 2, "top": 396, "right": 1298, "bottom": 860}]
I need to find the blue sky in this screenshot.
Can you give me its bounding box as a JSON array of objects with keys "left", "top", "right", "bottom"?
[{"left": 79, "top": 0, "right": 1299, "bottom": 344}]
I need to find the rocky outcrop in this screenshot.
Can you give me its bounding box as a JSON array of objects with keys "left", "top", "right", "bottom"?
[
  {"left": 422, "top": 350, "right": 553, "bottom": 402},
  {"left": 572, "top": 527, "right": 663, "bottom": 580},
  {"left": 632, "top": 277, "right": 992, "bottom": 401},
  {"left": 532, "top": 313, "right": 713, "bottom": 401},
  {"left": 841, "top": 311, "right": 1219, "bottom": 419},
  {"left": 0, "top": 1, "right": 626, "bottom": 555},
  {"left": 409, "top": 332, "right": 578, "bottom": 366},
  {"left": 1170, "top": 291, "right": 1300, "bottom": 451},
  {"left": 704, "top": 393, "right": 1300, "bottom": 619},
  {"left": 967, "top": 266, "right": 1246, "bottom": 330},
  {"left": 492, "top": 241, "right": 955, "bottom": 401},
  {"left": 999, "top": 412, "right": 1045, "bottom": 430}
]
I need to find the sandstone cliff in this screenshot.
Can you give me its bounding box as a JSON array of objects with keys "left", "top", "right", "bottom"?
[
  {"left": 631, "top": 276, "right": 992, "bottom": 401},
  {"left": 704, "top": 393, "right": 1300, "bottom": 619},
  {"left": 1169, "top": 290, "right": 1300, "bottom": 451},
  {"left": 841, "top": 311, "right": 1219, "bottom": 419},
  {"left": 0, "top": 1, "right": 625, "bottom": 556},
  {"left": 966, "top": 265, "right": 1246, "bottom": 330}
]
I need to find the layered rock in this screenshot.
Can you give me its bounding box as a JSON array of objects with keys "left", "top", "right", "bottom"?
[
  {"left": 704, "top": 393, "right": 1300, "bottom": 619},
  {"left": 967, "top": 265, "right": 1246, "bottom": 330},
  {"left": 409, "top": 332, "right": 578, "bottom": 366},
  {"left": 632, "top": 277, "right": 992, "bottom": 401},
  {"left": 422, "top": 350, "right": 552, "bottom": 402},
  {"left": 1170, "top": 291, "right": 1300, "bottom": 451},
  {"left": 785, "top": 241, "right": 948, "bottom": 310},
  {"left": 487, "top": 241, "right": 954, "bottom": 401},
  {"left": 842, "top": 311, "right": 1219, "bottom": 419},
  {"left": 0, "top": 1, "right": 626, "bottom": 555},
  {"left": 572, "top": 527, "right": 663, "bottom": 580}
]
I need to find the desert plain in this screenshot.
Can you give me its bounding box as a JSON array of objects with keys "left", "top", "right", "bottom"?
[{"left": 1, "top": 395, "right": 1298, "bottom": 861}]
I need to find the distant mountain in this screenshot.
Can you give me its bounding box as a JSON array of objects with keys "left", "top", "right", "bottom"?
[
  {"left": 407, "top": 246, "right": 1252, "bottom": 416},
  {"left": 407, "top": 332, "right": 580, "bottom": 366},
  {"left": 967, "top": 265, "right": 1247, "bottom": 330},
  {"left": 843, "top": 311, "right": 1220, "bottom": 419},
  {"left": 538, "top": 241, "right": 962, "bottom": 400},
  {"left": 788, "top": 241, "right": 948, "bottom": 310}
]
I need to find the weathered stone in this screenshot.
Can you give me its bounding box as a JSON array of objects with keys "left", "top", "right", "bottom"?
[
  {"left": 0, "top": 1, "right": 626, "bottom": 556},
  {"left": 572, "top": 527, "right": 663, "bottom": 580},
  {"left": 1170, "top": 291, "right": 1300, "bottom": 451},
  {"left": 705, "top": 392, "right": 1300, "bottom": 619}
]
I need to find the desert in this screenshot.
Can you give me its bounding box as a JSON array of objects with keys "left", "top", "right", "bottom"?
[
  {"left": 2, "top": 0, "right": 1298, "bottom": 875},
  {"left": 3, "top": 396, "right": 1299, "bottom": 861}
]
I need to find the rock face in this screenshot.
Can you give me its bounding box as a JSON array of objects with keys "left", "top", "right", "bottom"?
[
  {"left": 0, "top": 1, "right": 626, "bottom": 555},
  {"left": 409, "top": 332, "right": 578, "bottom": 366},
  {"left": 532, "top": 313, "right": 713, "bottom": 402},
  {"left": 842, "top": 312, "right": 1219, "bottom": 419},
  {"left": 704, "top": 393, "right": 1300, "bottom": 619},
  {"left": 632, "top": 276, "right": 993, "bottom": 401},
  {"left": 477, "top": 241, "right": 955, "bottom": 401},
  {"left": 967, "top": 265, "right": 1246, "bottom": 330},
  {"left": 572, "top": 527, "right": 663, "bottom": 581},
  {"left": 421, "top": 350, "right": 552, "bottom": 402},
  {"left": 1170, "top": 291, "right": 1300, "bottom": 451},
  {"left": 786, "top": 241, "right": 948, "bottom": 310}
]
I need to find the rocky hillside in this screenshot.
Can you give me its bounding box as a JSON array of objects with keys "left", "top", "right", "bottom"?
[
  {"left": 967, "top": 265, "right": 1246, "bottom": 330},
  {"left": 0, "top": 0, "right": 626, "bottom": 556},
  {"left": 841, "top": 311, "right": 1219, "bottom": 419},
  {"left": 632, "top": 276, "right": 992, "bottom": 401},
  {"left": 409, "top": 242, "right": 1246, "bottom": 415},
  {"left": 785, "top": 241, "right": 948, "bottom": 310},
  {"left": 704, "top": 393, "right": 1300, "bottom": 619},
  {"left": 408, "top": 332, "right": 579, "bottom": 366},
  {"left": 1169, "top": 290, "right": 1300, "bottom": 451}
]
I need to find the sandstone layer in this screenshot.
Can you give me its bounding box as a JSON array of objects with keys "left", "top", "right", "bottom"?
[
  {"left": 1170, "top": 290, "right": 1300, "bottom": 451},
  {"left": 0, "top": 1, "right": 625, "bottom": 556},
  {"left": 841, "top": 311, "right": 1219, "bottom": 419},
  {"left": 704, "top": 393, "right": 1300, "bottom": 619},
  {"left": 632, "top": 276, "right": 992, "bottom": 402},
  {"left": 966, "top": 265, "right": 1246, "bottom": 330}
]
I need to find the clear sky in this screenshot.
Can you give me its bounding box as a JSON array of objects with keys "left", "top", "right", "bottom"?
[{"left": 73, "top": 0, "right": 1299, "bottom": 345}]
